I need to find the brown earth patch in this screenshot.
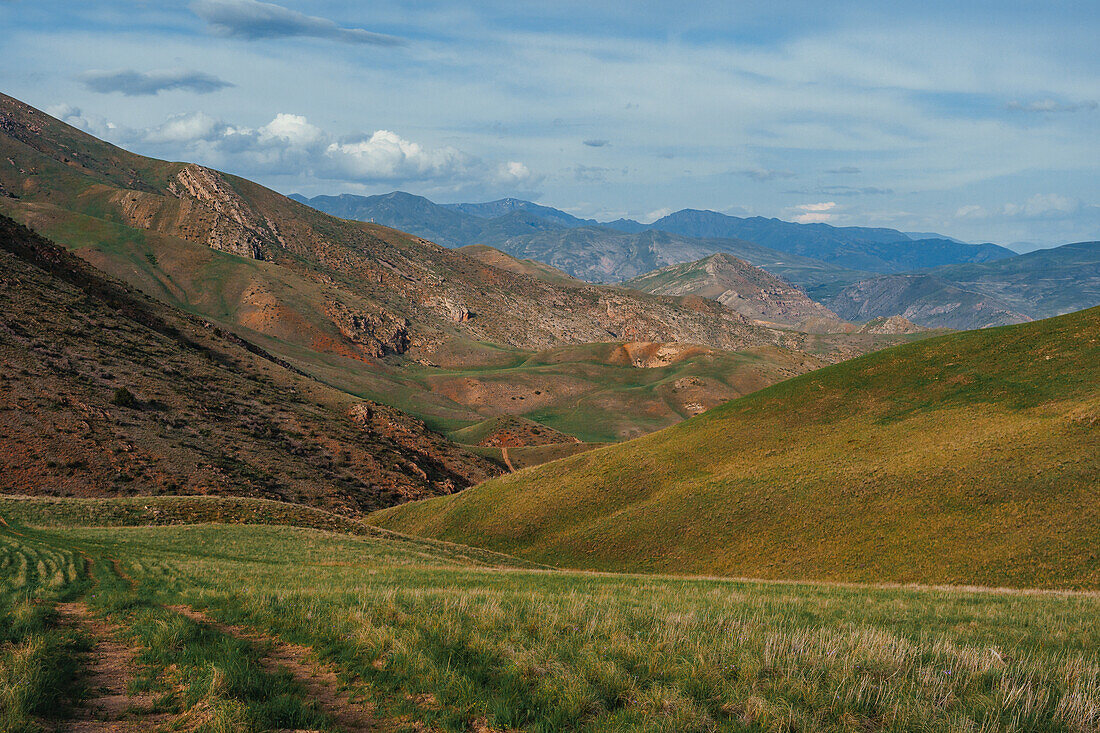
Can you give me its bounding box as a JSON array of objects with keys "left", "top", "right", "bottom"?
[
  {"left": 56, "top": 601, "right": 171, "bottom": 732},
  {"left": 169, "top": 606, "right": 382, "bottom": 732}
]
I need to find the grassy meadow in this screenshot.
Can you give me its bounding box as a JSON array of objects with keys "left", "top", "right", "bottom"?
[
  {"left": 2, "top": 498, "right": 1100, "bottom": 732},
  {"left": 372, "top": 306, "right": 1100, "bottom": 588}
]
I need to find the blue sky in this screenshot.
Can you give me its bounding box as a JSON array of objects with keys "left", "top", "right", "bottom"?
[{"left": 2, "top": 1, "right": 1097, "bottom": 247}]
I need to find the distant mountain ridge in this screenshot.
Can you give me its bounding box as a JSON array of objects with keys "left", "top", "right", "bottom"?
[
  {"left": 831, "top": 240, "right": 1100, "bottom": 329},
  {"left": 292, "top": 191, "right": 1015, "bottom": 284}
]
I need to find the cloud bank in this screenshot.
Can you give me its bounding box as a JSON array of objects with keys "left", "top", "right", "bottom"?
[
  {"left": 79, "top": 69, "right": 234, "bottom": 96},
  {"left": 190, "top": 0, "right": 404, "bottom": 45}
]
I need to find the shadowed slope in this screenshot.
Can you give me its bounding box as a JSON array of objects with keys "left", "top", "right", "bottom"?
[
  {"left": 0, "top": 215, "right": 498, "bottom": 511},
  {"left": 372, "top": 307, "right": 1100, "bottom": 589}
]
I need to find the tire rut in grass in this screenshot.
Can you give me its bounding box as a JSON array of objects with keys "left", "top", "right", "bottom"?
[
  {"left": 56, "top": 601, "right": 172, "bottom": 733},
  {"left": 168, "top": 605, "right": 379, "bottom": 732}
]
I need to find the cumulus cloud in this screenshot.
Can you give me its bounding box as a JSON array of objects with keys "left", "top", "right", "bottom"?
[
  {"left": 1006, "top": 99, "right": 1098, "bottom": 113},
  {"left": 145, "top": 111, "right": 226, "bottom": 143},
  {"left": 738, "top": 168, "right": 796, "bottom": 182},
  {"left": 324, "top": 130, "right": 473, "bottom": 182},
  {"left": 583, "top": 139, "right": 610, "bottom": 147},
  {"left": 495, "top": 161, "right": 535, "bottom": 184},
  {"left": 792, "top": 201, "right": 837, "bottom": 224},
  {"left": 190, "top": 0, "right": 404, "bottom": 45},
  {"left": 644, "top": 207, "right": 673, "bottom": 223},
  {"left": 45, "top": 104, "right": 117, "bottom": 138},
  {"left": 79, "top": 69, "right": 233, "bottom": 96}
]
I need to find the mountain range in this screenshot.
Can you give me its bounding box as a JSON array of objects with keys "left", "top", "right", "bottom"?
[
  {"left": 291, "top": 191, "right": 1015, "bottom": 281},
  {"left": 295, "top": 190, "right": 1098, "bottom": 330},
  {"left": 0, "top": 92, "right": 928, "bottom": 452}
]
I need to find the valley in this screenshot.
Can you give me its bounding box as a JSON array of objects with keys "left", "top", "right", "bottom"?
[{"left": 1, "top": 2, "right": 1098, "bottom": 725}]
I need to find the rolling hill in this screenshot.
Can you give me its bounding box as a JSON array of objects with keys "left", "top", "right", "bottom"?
[
  {"left": 831, "top": 241, "right": 1100, "bottom": 329},
  {"left": 623, "top": 252, "right": 842, "bottom": 328},
  {"left": 0, "top": 214, "right": 498, "bottom": 511},
  {"left": 372, "top": 306, "right": 1100, "bottom": 589}
]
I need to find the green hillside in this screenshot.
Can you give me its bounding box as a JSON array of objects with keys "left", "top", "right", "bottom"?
[
  {"left": 372, "top": 307, "right": 1100, "bottom": 589},
  {"left": 4, "top": 495, "right": 1100, "bottom": 731}
]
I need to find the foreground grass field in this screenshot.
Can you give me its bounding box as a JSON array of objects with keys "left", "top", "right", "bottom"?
[{"left": 2, "top": 497, "right": 1100, "bottom": 732}]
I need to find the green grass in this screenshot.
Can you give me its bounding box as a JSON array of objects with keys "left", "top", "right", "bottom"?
[
  {"left": 0, "top": 527, "right": 88, "bottom": 733},
  {"left": 3, "top": 499, "right": 1100, "bottom": 731},
  {"left": 372, "top": 306, "right": 1100, "bottom": 589}
]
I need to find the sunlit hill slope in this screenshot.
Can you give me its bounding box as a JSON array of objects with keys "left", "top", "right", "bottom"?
[{"left": 372, "top": 307, "right": 1100, "bottom": 589}]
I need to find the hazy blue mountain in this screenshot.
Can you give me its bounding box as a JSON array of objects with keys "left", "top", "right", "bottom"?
[
  {"left": 645, "top": 209, "right": 1015, "bottom": 272},
  {"left": 830, "top": 240, "right": 1100, "bottom": 329},
  {"left": 905, "top": 231, "right": 967, "bottom": 243},
  {"left": 443, "top": 198, "right": 599, "bottom": 228},
  {"left": 486, "top": 226, "right": 870, "bottom": 296},
  {"left": 294, "top": 191, "right": 1014, "bottom": 288},
  {"left": 292, "top": 191, "right": 566, "bottom": 247}
]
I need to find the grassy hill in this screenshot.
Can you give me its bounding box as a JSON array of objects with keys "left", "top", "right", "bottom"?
[
  {"left": 373, "top": 307, "right": 1100, "bottom": 589},
  {"left": 4, "top": 495, "right": 1100, "bottom": 731}
]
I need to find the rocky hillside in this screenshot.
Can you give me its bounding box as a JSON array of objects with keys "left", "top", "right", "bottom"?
[
  {"left": 0, "top": 215, "right": 498, "bottom": 512},
  {"left": 0, "top": 93, "right": 818, "bottom": 360},
  {"left": 623, "top": 253, "right": 842, "bottom": 328},
  {"left": 0, "top": 93, "right": 936, "bottom": 445},
  {"left": 831, "top": 274, "right": 1033, "bottom": 329}
]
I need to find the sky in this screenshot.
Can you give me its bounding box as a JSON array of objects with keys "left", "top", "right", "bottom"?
[{"left": 2, "top": 1, "right": 1098, "bottom": 248}]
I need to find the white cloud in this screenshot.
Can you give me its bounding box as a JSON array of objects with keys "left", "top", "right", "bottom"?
[
  {"left": 954, "top": 204, "right": 988, "bottom": 219},
  {"left": 792, "top": 201, "right": 837, "bottom": 223},
  {"left": 494, "top": 160, "right": 534, "bottom": 184},
  {"left": 145, "top": 111, "right": 225, "bottom": 143},
  {"left": 1003, "top": 193, "right": 1081, "bottom": 218},
  {"left": 643, "top": 207, "right": 673, "bottom": 223},
  {"left": 324, "top": 130, "right": 472, "bottom": 182},
  {"left": 45, "top": 104, "right": 117, "bottom": 138},
  {"left": 258, "top": 113, "right": 323, "bottom": 146}
]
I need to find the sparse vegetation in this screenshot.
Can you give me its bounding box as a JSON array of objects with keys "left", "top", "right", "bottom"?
[
  {"left": 110, "top": 386, "right": 137, "bottom": 408},
  {"left": 2, "top": 499, "right": 1099, "bottom": 731}
]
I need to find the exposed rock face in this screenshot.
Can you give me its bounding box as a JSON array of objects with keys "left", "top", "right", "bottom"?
[
  {"left": 857, "top": 315, "right": 928, "bottom": 335},
  {"left": 326, "top": 299, "right": 411, "bottom": 357},
  {"left": 624, "top": 253, "right": 842, "bottom": 328},
  {"left": 166, "top": 164, "right": 284, "bottom": 260}
]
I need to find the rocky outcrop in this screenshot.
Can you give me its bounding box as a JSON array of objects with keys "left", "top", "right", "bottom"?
[
  {"left": 166, "top": 164, "right": 284, "bottom": 260},
  {"left": 857, "top": 315, "right": 928, "bottom": 335},
  {"left": 326, "top": 299, "right": 411, "bottom": 357},
  {"left": 624, "top": 253, "right": 842, "bottom": 328}
]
